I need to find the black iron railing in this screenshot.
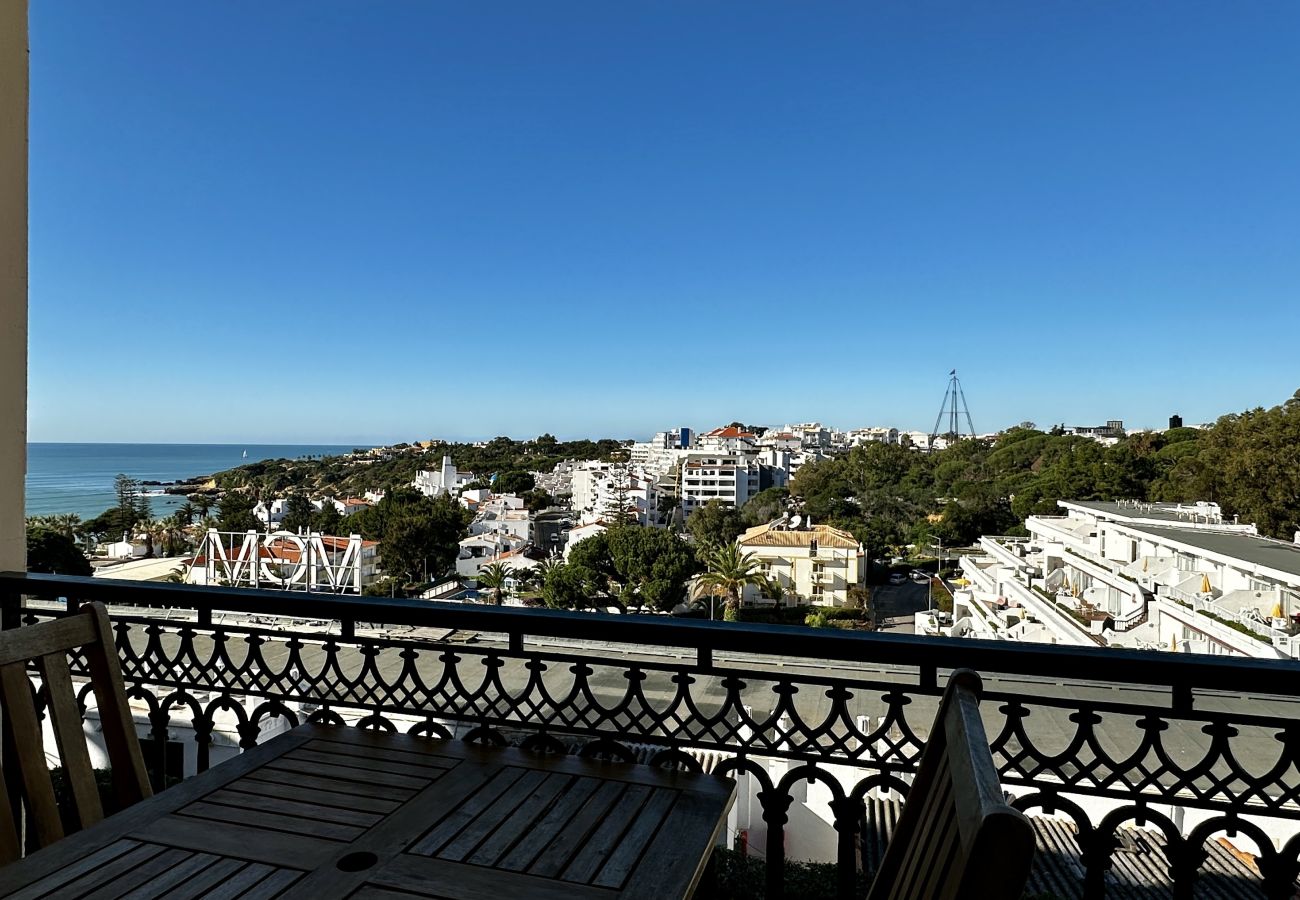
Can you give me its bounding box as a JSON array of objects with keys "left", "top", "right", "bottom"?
[{"left": 3, "top": 571, "right": 1300, "bottom": 899}]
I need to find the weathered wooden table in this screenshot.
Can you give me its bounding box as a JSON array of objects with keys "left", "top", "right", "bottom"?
[{"left": 0, "top": 724, "right": 736, "bottom": 899}]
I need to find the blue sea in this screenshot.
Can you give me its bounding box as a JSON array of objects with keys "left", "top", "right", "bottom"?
[{"left": 26, "top": 443, "right": 357, "bottom": 519}]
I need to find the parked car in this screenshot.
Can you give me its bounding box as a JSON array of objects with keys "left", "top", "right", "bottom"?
[
  {"left": 888, "top": 573, "right": 906, "bottom": 585},
  {"left": 910, "top": 571, "right": 930, "bottom": 583}
]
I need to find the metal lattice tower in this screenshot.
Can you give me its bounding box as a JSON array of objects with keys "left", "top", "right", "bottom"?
[{"left": 930, "top": 369, "right": 976, "bottom": 446}]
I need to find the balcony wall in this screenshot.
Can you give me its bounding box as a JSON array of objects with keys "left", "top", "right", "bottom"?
[{"left": 4, "top": 573, "right": 1300, "bottom": 899}]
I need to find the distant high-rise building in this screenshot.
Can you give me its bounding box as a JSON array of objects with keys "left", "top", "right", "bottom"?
[{"left": 1169, "top": 414, "right": 1183, "bottom": 430}]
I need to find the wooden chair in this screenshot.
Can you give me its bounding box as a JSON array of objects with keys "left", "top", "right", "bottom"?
[
  {"left": 867, "top": 669, "right": 1034, "bottom": 900},
  {"left": 0, "top": 602, "right": 152, "bottom": 863}
]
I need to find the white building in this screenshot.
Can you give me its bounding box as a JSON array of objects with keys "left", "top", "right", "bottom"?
[
  {"left": 564, "top": 519, "right": 608, "bottom": 559},
  {"left": 629, "top": 427, "right": 696, "bottom": 474},
  {"left": 848, "top": 427, "right": 899, "bottom": 446},
  {"left": 679, "top": 454, "right": 761, "bottom": 514},
  {"left": 697, "top": 425, "right": 760, "bottom": 454},
  {"left": 571, "top": 463, "right": 659, "bottom": 525},
  {"left": 780, "top": 423, "right": 831, "bottom": 449},
  {"left": 1064, "top": 420, "right": 1126, "bottom": 443},
  {"left": 532, "top": 459, "right": 578, "bottom": 498},
  {"left": 758, "top": 431, "right": 803, "bottom": 453},
  {"left": 413, "top": 455, "right": 476, "bottom": 498},
  {"left": 456, "top": 532, "right": 533, "bottom": 578},
  {"left": 468, "top": 493, "right": 532, "bottom": 542},
  {"left": 253, "top": 498, "right": 289, "bottom": 527},
  {"left": 946, "top": 500, "right": 1300, "bottom": 659},
  {"left": 736, "top": 521, "right": 865, "bottom": 607}
]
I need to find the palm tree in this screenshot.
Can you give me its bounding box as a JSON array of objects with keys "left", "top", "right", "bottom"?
[
  {"left": 141, "top": 519, "right": 168, "bottom": 559},
  {"left": 477, "top": 562, "right": 510, "bottom": 606},
  {"left": 693, "top": 543, "right": 766, "bottom": 621},
  {"left": 176, "top": 501, "right": 196, "bottom": 526},
  {"left": 531, "top": 556, "right": 561, "bottom": 591},
  {"left": 50, "top": 513, "right": 82, "bottom": 541},
  {"left": 192, "top": 496, "right": 213, "bottom": 519}
]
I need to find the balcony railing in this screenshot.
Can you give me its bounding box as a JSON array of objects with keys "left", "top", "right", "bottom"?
[{"left": 4, "top": 572, "right": 1300, "bottom": 898}]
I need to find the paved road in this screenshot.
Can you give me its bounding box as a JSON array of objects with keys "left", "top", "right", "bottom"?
[{"left": 871, "top": 579, "right": 933, "bottom": 634}]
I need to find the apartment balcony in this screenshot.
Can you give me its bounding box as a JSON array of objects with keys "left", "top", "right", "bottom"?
[{"left": 3, "top": 573, "right": 1300, "bottom": 898}]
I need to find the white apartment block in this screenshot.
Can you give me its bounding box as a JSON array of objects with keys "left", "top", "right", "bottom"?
[
  {"left": 570, "top": 463, "right": 659, "bottom": 526},
  {"left": 776, "top": 423, "right": 832, "bottom": 449},
  {"left": 532, "top": 460, "right": 577, "bottom": 498},
  {"left": 679, "top": 454, "right": 760, "bottom": 514},
  {"left": 945, "top": 500, "right": 1300, "bottom": 660},
  {"left": 737, "top": 522, "right": 865, "bottom": 607},
  {"left": 413, "top": 455, "right": 476, "bottom": 498},
  {"left": 757, "top": 431, "right": 802, "bottom": 453},
  {"left": 467, "top": 494, "right": 532, "bottom": 543},
  {"left": 848, "top": 427, "right": 899, "bottom": 446}
]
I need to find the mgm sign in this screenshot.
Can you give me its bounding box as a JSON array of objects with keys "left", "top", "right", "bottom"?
[{"left": 187, "top": 530, "right": 372, "bottom": 594}]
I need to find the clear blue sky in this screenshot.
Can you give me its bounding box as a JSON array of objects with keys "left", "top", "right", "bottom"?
[{"left": 28, "top": 3, "right": 1300, "bottom": 444}]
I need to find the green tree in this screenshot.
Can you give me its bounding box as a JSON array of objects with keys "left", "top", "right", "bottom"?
[
  {"left": 477, "top": 562, "right": 510, "bottom": 606},
  {"left": 605, "top": 525, "right": 700, "bottom": 611},
  {"left": 493, "top": 471, "right": 535, "bottom": 495},
  {"left": 541, "top": 563, "right": 594, "bottom": 610},
  {"left": 522, "top": 489, "right": 555, "bottom": 513},
  {"left": 175, "top": 502, "right": 196, "bottom": 526},
  {"left": 312, "top": 501, "right": 345, "bottom": 535},
  {"left": 693, "top": 543, "right": 766, "bottom": 621},
  {"left": 567, "top": 530, "right": 617, "bottom": 595},
  {"left": 26, "top": 527, "right": 92, "bottom": 576},
  {"left": 348, "top": 489, "right": 470, "bottom": 583},
  {"left": 739, "top": 488, "right": 789, "bottom": 528},
  {"left": 217, "top": 492, "right": 260, "bottom": 533},
  {"left": 686, "top": 500, "right": 745, "bottom": 551},
  {"left": 280, "top": 493, "right": 315, "bottom": 533}
]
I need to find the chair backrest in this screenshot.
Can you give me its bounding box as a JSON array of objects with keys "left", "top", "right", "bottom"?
[
  {"left": 867, "top": 669, "right": 1034, "bottom": 900},
  {"left": 0, "top": 602, "right": 152, "bottom": 862}
]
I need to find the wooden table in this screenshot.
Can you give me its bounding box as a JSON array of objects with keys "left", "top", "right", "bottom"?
[{"left": 0, "top": 725, "right": 736, "bottom": 900}]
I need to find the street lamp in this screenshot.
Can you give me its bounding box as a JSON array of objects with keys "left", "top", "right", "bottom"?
[{"left": 929, "top": 537, "right": 943, "bottom": 612}]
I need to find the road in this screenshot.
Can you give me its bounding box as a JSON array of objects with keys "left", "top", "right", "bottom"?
[{"left": 871, "top": 578, "right": 933, "bottom": 634}]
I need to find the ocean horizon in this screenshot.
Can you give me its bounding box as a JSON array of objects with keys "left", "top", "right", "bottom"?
[{"left": 26, "top": 442, "right": 357, "bottom": 519}]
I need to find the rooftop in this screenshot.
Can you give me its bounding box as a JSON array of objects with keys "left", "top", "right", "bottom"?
[
  {"left": 1120, "top": 524, "right": 1300, "bottom": 582},
  {"left": 738, "top": 522, "right": 860, "bottom": 550},
  {"left": 1060, "top": 499, "right": 1252, "bottom": 530}
]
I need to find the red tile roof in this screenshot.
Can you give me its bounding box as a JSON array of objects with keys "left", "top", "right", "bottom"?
[{"left": 705, "top": 426, "right": 757, "bottom": 439}]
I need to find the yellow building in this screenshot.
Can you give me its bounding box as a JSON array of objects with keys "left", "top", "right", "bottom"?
[{"left": 737, "top": 523, "right": 865, "bottom": 607}]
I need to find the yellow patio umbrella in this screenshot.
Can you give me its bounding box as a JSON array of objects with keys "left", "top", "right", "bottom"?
[
  {"left": 1169, "top": 634, "right": 1179, "bottom": 652},
  {"left": 1142, "top": 558, "right": 1149, "bottom": 573},
  {"left": 1271, "top": 600, "right": 1285, "bottom": 619},
  {"left": 1200, "top": 574, "right": 1212, "bottom": 594},
  {"left": 952, "top": 577, "right": 971, "bottom": 586}
]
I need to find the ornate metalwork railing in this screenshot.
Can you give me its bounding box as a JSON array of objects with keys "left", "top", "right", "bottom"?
[{"left": 4, "top": 571, "right": 1300, "bottom": 899}]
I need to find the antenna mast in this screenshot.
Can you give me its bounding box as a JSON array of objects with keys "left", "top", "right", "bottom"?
[{"left": 929, "top": 369, "right": 976, "bottom": 448}]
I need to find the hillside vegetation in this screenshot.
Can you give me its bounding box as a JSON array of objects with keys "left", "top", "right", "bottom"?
[{"left": 791, "top": 389, "right": 1300, "bottom": 553}]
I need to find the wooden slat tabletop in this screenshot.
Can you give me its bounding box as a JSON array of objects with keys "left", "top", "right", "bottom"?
[{"left": 0, "top": 725, "right": 735, "bottom": 900}]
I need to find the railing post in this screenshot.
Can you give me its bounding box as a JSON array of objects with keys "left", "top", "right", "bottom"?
[{"left": 0, "top": 586, "right": 19, "bottom": 632}]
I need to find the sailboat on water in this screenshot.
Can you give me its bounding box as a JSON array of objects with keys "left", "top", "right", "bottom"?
[{"left": 242, "top": 449, "right": 248, "bottom": 459}]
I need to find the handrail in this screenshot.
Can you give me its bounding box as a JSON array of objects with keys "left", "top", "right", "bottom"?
[{"left": 5, "top": 571, "right": 1300, "bottom": 696}]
